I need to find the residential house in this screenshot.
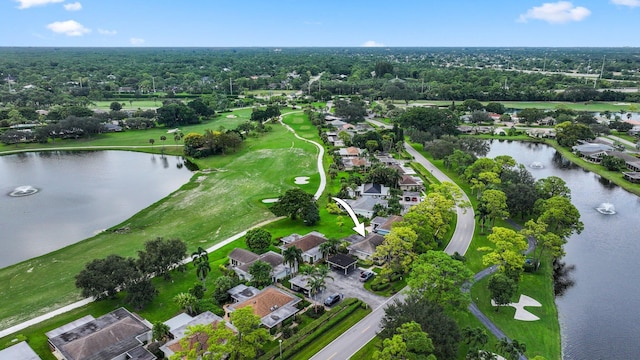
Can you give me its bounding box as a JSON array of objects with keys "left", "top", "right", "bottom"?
[
  {"left": 160, "top": 312, "right": 237, "bottom": 359},
  {"left": 281, "top": 231, "right": 327, "bottom": 264},
  {"left": 400, "top": 191, "right": 422, "bottom": 212},
  {"left": 348, "top": 183, "right": 390, "bottom": 199},
  {"left": 338, "top": 146, "right": 362, "bottom": 158},
  {"left": 228, "top": 248, "right": 289, "bottom": 282},
  {"left": 227, "top": 286, "right": 301, "bottom": 329},
  {"left": 572, "top": 143, "right": 614, "bottom": 163},
  {"left": 399, "top": 174, "right": 424, "bottom": 192},
  {"left": 370, "top": 215, "right": 403, "bottom": 235},
  {"left": 345, "top": 197, "right": 387, "bottom": 218},
  {"left": 46, "top": 308, "right": 154, "bottom": 360},
  {"left": 342, "top": 156, "right": 369, "bottom": 171},
  {"left": 347, "top": 232, "right": 386, "bottom": 261}
]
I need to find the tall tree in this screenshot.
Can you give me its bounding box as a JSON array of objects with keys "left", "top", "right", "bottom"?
[
  {"left": 407, "top": 251, "right": 473, "bottom": 312},
  {"left": 244, "top": 228, "right": 271, "bottom": 254},
  {"left": 480, "top": 189, "right": 510, "bottom": 227},
  {"left": 75, "top": 254, "right": 138, "bottom": 300},
  {"left": 137, "top": 237, "right": 187, "bottom": 280},
  {"left": 381, "top": 294, "right": 462, "bottom": 360},
  {"left": 488, "top": 273, "right": 518, "bottom": 312},
  {"left": 282, "top": 246, "right": 303, "bottom": 273},
  {"left": 248, "top": 260, "right": 272, "bottom": 288},
  {"left": 230, "top": 306, "right": 270, "bottom": 359},
  {"left": 480, "top": 227, "right": 529, "bottom": 282},
  {"left": 192, "top": 247, "right": 211, "bottom": 290},
  {"left": 271, "top": 188, "right": 316, "bottom": 221}
]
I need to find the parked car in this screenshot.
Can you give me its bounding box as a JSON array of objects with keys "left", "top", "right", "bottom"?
[
  {"left": 324, "top": 293, "right": 343, "bottom": 307},
  {"left": 359, "top": 270, "right": 375, "bottom": 282}
]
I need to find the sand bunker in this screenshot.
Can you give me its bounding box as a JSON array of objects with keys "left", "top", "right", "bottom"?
[
  {"left": 262, "top": 198, "right": 279, "bottom": 203},
  {"left": 491, "top": 294, "right": 542, "bottom": 321},
  {"left": 294, "top": 176, "right": 310, "bottom": 184},
  {"left": 226, "top": 114, "right": 237, "bottom": 118}
]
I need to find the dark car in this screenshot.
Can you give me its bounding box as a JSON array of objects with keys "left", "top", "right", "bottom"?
[
  {"left": 359, "top": 270, "right": 375, "bottom": 282},
  {"left": 324, "top": 293, "right": 343, "bottom": 306}
]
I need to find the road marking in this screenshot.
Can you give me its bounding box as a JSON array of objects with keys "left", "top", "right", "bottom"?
[
  {"left": 327, "top": 352, "right": 338, "bottom": 360},
  {"left": 362, "top": 325, "right": 371, "bottom": 333}
]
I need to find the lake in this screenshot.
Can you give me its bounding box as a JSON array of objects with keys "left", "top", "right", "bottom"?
[
  {"left": 487, "top": 140, "right": 640, "bottom": 359},
  {"left": 0, "top": 151, "right": 192, "bottom": 269}
]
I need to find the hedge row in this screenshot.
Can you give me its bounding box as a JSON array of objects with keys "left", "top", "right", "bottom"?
[{"left": 260, "top": 298, "right": 361, "bottom": 360}]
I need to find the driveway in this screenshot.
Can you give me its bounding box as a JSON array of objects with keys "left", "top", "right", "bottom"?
[{"left": 317, "top": 267, "right": 387, "bottom": 309}]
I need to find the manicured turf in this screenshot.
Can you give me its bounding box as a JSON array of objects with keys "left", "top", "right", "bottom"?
[{"left": 0, "top": 113, "right": 319, "bottom": 331}]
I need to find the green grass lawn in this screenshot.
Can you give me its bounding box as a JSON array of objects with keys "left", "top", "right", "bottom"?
[
  {"left": 391, "top": 99, "right": 640, "bottom": 113},
  {"left": 0, "top": 115, "right": 320, "bottom": 331},
  {"left": 409, "top": 141, "right": 561, "bottom": 359}
]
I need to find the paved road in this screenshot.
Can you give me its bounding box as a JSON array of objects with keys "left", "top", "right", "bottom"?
[
  {"left": 403, "top": 143, "right": 476, "bottom": 255},
  {"left": 606, "top": 134, "right": 637, "bottom": 148},
  {"left": 310, "top": 291, "right": 406, "bottom": 360}
]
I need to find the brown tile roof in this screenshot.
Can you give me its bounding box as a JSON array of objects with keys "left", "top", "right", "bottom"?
[
  {"left": 351, "top": 157, "right": 367, "bottom": 167},
  {"left": 399, "top": 174, "right": 418, "bottom": 185},
  {"left": 284, "top": 233, "right": 327, "bottom": 252},
  {"left": 345, "top": 146, "right": 359, "bottom": 155},
  {"left": 234, "top": 287, "right": 296, "bottom": 318}
]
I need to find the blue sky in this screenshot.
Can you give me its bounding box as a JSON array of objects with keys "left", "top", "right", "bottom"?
[{"left": 0, "top": 0, "right": 639, "bottom": 47}]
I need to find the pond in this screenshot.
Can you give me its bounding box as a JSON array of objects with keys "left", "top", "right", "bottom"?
[
  {"left": 0, "top": 151, "right": 192, "bottom": 269},
  {"left": 487, "top": 140, "right": 640, "bottom": 359}
]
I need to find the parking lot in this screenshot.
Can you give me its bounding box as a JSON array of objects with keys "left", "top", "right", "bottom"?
[{"left": 319, "top": 267, "right": 388, "bottom": 309}]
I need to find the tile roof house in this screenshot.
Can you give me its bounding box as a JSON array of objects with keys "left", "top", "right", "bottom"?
[
  {"left": 399, "top": 174, "right": 424, "bottom": 192},
  {"left": 160, "top": 311, "right": 237, "bottom": 359},
  {"left": 345, "top": 197, "right": 387, "bottom": 218},
  {"left": 46, "top": 308, "right": 154, "bottom": 360},
  {"left": 227, "top": 286, "right": 301, "bottom": 329},
  {"left": 338, "top": 146, "right": 362, "bottom": 157},
  {"left": 281, "top": 231, "right": 327, "bottom": 264}
]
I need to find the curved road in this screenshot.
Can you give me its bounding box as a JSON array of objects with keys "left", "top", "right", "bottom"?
[{"left": 311, "top": 140, "right": 476, "bottom": 360}]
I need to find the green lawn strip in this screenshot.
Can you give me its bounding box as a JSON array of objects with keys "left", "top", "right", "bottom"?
[
  {"left": 350, "top": 336, "right": 380, "bottom": 359},
  {"left": 0, "top": 122, "right": 319, "bottom": 330},
  {"left": 470, "top": 258, "right": 560, "bottom": 360},
  {"left": 290, "top": 306, "right": 371, "bottom": 360},
  {"left": 409, "top": 141, "right": 560, "bottom": 359}
]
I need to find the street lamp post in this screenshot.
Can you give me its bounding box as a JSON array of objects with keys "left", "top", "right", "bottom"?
[{"left": 279, "top": 339, "right": 283, "bottom": 359}]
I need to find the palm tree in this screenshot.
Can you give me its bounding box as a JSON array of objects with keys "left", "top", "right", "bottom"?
[
  {"left": 174, "top": 292, "right": 198, "bottom": 316},
  {"left": 148, "top": 138, "right": 155, "bottom": 146},
  {"left": 160, "top": 135, "right": 167, "bottom": 154},
  {"left": 282, "top": 246, "right": 303, "bottom": 274},
  {"left": 192, "top": 247, "right": 210, "bottom": 290},
  {"left": 319, "top": 238, "right": 341, "bottom": 259}
]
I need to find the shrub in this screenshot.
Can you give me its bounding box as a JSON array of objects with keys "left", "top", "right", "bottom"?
[
  {"left": 196, "top": 299, "right": 224, "bottom": 316},
  {"left": 282, "top": 326, "right": 294, "bottom": 339},
  {"left": 306, "top": 305, "right": 326, "bottom": 319}
]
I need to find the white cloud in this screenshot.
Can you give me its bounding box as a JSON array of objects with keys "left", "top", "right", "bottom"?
[
  {"left": 64, "top": 2, "right": 82, "bottom": 11},
  {"left": 15, "top": 0, "right": 63, "bottom": 9},
  {"left": 518, "top": 1, "right": 591, "bottom": 23},
  {"left": 362, "top": 40, "right": 384, "bottom": 47},
  {"left": 46, "top": 20, "right": 90, "bottom": 36},
  {"left": 98, "top": 29, "right": 117, "bottom": 36},
  {"left": 130, "top": 37, "right": 145, "bottom": 45},
  {"left": 611, "top": 0, "right": 640, "bottom": 7}
]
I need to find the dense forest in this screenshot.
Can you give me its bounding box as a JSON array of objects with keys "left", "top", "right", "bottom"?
[{"left": 1, "top": 47, "right": 639, "bottom": 111}]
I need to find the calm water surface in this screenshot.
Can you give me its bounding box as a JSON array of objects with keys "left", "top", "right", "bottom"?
[
  {"left": 487, "top": 140, "right": 640, "bottom": 360},
  {"left": 0, "top": 151, "right": 192, "bottom": 269}
]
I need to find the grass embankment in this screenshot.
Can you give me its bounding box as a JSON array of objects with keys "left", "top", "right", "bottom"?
[
  {"left": 408, "top": 143, "right": 561, "bottom": 360},
  {"left": 0, "top": 111, "right": 318, "bottom": 331}
]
